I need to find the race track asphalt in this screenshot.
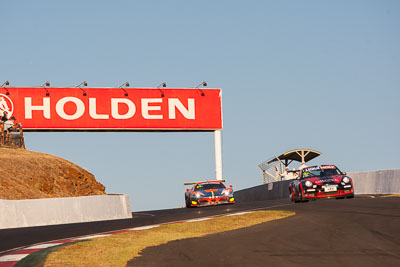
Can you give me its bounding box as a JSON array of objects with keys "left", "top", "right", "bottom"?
[
  {"left": 127, "top": 196, "right": 400, "bottom": 267},
  {"left": 0, "top": 199, "right": 289, "bottom": 253}
]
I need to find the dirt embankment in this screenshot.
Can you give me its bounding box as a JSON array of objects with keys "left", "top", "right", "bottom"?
[{"left": 0, "top": 147, "right": 106, "bottom": 200}]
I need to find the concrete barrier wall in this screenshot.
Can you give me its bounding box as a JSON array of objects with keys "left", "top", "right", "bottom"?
[
  {"left": 235, "top": 181, "right": 291, "bottom": 203},
  {"left": 350, "top": 169, "right": 400, "bottom": 194},
  {"left": 235, "top": 169, "right": 400, "bottom": 203},
  {"left": 0, "top": 194, "right": 132, "bottom": 229}
]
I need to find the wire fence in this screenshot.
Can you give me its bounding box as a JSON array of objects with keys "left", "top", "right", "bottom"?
[{"left": 258, "top": 159, "right": 282, "bottom": 184}]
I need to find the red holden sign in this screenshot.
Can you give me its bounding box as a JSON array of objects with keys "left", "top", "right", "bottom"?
[{"left": 2, "top": 88, "right": 222, "bottom": 131}]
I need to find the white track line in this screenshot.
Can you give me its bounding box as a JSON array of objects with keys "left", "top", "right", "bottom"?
[
  {"left": 128, "top": 225, "right": 161, "bottom": 231},
  {"left": 185, "top": 217, "right": 212, "bottom": 222},
  {"left": 0, "top": 254, "right": 29, "bottom": 261},
  {"left": 76, "top": 234, "right": 111, "bottom": 240},
  {"left": 25, "top": 243, "right": 64, "bottom": 249}
]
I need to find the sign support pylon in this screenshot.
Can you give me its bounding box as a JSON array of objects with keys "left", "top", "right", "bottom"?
[{"left": 214, "top": 130, "right": 223, "bottom": 180}]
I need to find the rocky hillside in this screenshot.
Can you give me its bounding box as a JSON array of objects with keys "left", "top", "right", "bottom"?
[{"left": 0, "top": 147, "right": 106, "bottom": 200}]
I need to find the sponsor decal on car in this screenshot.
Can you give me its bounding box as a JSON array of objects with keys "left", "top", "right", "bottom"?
[
  {"left": 303, "top": 166, "right": 319, "bottom": 171},
  {"left": 320, "top": 165, "right": 336, "bottom": 169}
]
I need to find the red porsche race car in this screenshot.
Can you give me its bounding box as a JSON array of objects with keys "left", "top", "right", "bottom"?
[
  {"left": 184, "top": 180, "right": 235, "bottom": 208},
  {"left": 289, "top": 165, "right": 354, "bottom": 202}
]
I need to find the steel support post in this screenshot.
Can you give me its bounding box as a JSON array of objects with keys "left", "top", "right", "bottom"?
[{"left": 214, "top": 130, "right": 223, "bottom": 180}]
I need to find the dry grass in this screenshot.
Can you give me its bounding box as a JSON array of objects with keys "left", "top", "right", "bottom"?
[
  {"left": 36, "top": 210, "right": 294, "bottom": 267},
  {"left": 382, "top": 194, "right": 400, "bottom": 197},
  {"left": 0, "top": 147, "right": 105, "bottom": 200}
]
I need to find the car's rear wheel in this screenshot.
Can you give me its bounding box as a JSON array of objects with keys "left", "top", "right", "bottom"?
[
  {"left": 289, "top": 189, "right": 294, "bottom": 202},
  {"left": 293, "top": 192, "right": 301, "bottom": 203},
  {"left": 290, "top": 188, "right": 300, "bottom": 203},
  {"left": 346, "top": 194, "right": 355, "bottom": 199}
]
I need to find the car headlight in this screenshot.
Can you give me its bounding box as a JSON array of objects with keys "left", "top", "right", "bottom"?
[
  {"left": 195, "top": 192, "right": 204, "bottom": 198},
  {"left": 305, "top": 181, "right": 313, "bottom": 187},
  {"left": 342, "top": 177, "right": 350, "bottom": 183},
  {"left": 222, "top": 189, "right": 230, "bottom": 196}
]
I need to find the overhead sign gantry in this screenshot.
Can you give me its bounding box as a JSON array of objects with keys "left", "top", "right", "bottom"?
[{"left": 0, "top": 86, "right": 224, "bottom": 180}]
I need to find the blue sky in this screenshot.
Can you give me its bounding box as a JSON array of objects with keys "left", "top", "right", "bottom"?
[{"left": 1, "top": 0, "right": 399, "bottom": 211}]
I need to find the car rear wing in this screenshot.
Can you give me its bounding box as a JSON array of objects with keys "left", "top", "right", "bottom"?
[{"left": 184, "top": 180, "right": 226, "bottom": 185}]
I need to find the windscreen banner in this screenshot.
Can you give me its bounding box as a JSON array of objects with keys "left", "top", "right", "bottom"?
[{"left": 0, "top": 88, "right": 222, "bottom": 131}]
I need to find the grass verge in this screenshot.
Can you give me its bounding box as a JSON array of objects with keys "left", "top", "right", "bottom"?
[
  {"left": 15, "top": 242, "right": 81, "bottom": 267},
  {"left": 382, "top": 194, "right": 400, "bottom": 197},
  {"left": 37, "top": 210, "right": 294, "bottom": 267}
]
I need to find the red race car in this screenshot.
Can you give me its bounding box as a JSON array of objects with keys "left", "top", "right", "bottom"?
[
  {"left": 184, "top": 180, "right": 235, "bottom": 208},
  {"left": 289, "top": 165, "right": 354, "bottom": 202}
]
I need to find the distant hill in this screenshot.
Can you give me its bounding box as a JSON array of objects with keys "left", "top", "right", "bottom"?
[{"left": 0, "top": 147, "right": 106, "bottom": 200}]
